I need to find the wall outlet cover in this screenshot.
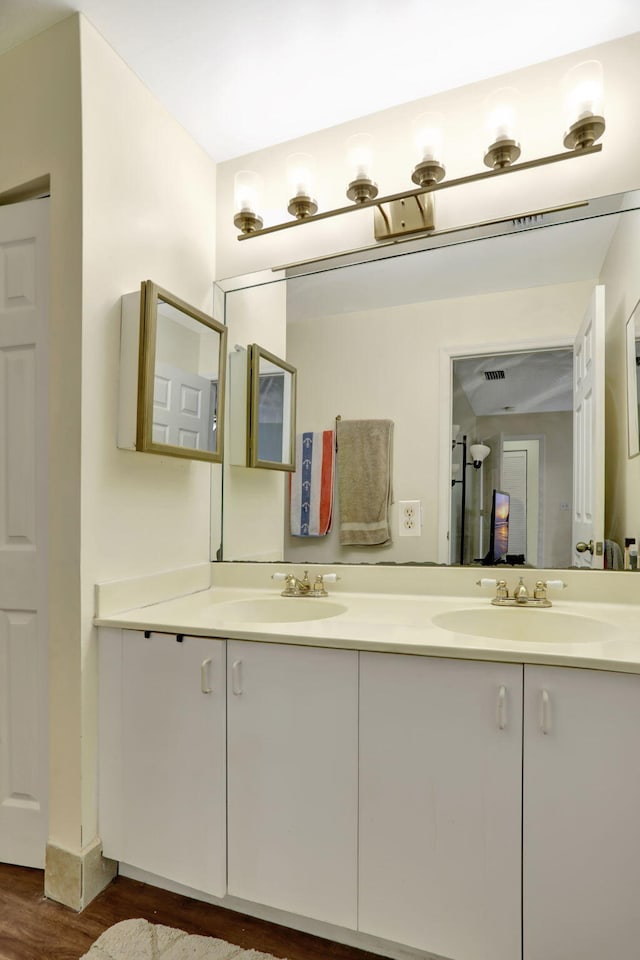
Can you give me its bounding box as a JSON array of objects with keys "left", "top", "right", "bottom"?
[{"left": 398, "top": 500, "right": 421, "bottom": 537}]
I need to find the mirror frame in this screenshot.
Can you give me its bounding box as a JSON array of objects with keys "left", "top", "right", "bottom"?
[
  {"left": 137, "top": 280, "right": 228, "bottom": 463},
  {"left": 626, "top": 298, "right": 640, "bottom": 459},
  {"left": 247, "top": 343, "right": 297, "bottom": 471}
]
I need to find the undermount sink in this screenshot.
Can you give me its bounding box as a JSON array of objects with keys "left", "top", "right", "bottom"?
[
  {"left": 432, "top": 607, "right": 614, "bottom": 644},
  {"left": 213, "top": 597, "right": 347, "bottom": 624}
]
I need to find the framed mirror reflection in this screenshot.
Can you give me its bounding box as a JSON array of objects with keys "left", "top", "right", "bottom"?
[
  {"left": 248, "top": 344, "right": 296, "bottom": 470},
  {"left": 137, "top": 281, "right": 227, "bottom": 463}
]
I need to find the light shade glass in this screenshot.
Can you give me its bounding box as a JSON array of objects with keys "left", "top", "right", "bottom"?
[
  {"left": 234, "top": 170, "right": 262, "bottom": 214},
  {"left": 562, "top": 59, "right": 604, "bottom": 126},
  {"left": 346, "top": 133, "right": 374, "bottom": 180},
  {"left": 484, "top": 87, "right": 519, "bottom": 144},
  {"left": 413, "top": 112, "right": 445, "bottom": 164},
  {"left": 470, "top": 443, "right": 491, "bottom": 465},
  {"left": 286, "top": 152, "right": 316, "bottom": 199}
]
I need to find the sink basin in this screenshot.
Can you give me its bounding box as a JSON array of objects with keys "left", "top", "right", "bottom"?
[
  {"left": 213, "top": 597, "right": 347, "bottom": 624},
  {"left": 432, "top": 607, "right": 613, "bottom": 644}
]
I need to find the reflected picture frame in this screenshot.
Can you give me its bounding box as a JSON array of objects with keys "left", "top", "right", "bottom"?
[{"left": 137, "top": 280, "right": 228, "bottom": 463}]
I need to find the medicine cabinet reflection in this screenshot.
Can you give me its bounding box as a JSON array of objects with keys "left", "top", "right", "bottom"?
[
  {"left": 248, "top": 344, "right": 296, "bottom": 471},
  {"left": 137, "top": 281, "right": 227, "bottom": 463}
]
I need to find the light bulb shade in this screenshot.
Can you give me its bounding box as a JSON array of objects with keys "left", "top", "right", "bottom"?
[
  {"left": 562, "top": 60, "right": 605, "bottom": 149},
  {"left": 234, "top": 170, "right": 262, "bottom": 214},
  {"left": 483, "top": 87, "right": 521, "bottom": 168},
  {"left": 346, "top": 133, "right": 374, "bottom": 180},
  {"left": 562, "top": 59, "right": 604, "bottom": 126},
  {"left": 286, "top": 152, "right": 316, "bottom": 199},
  {"left": 470, "top": 443, "right": 491, "bottom": 466},
  {"left": 413, "top": 112, "right": 444, "bottom": 164},
  {"left": 233, "top": 170, "right": 264, "bottom": 234},
  {"left": 484, "top": 87, "right": 519, "bottom": 144}
]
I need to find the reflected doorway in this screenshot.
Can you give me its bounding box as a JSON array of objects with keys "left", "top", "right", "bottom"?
[{"left": 450, "top": 348, "right": 573, "bottom": 567}]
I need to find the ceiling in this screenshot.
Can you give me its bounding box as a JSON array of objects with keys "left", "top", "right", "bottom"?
[{"left": 2, "top": 1, "right": 640, "bottom": 162}]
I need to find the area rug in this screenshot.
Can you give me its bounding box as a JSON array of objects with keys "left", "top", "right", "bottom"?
[{"left": 80, "top": 918, "right": 289, "bottom": 960}]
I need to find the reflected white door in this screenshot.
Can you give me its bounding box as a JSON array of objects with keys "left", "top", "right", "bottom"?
[
  {"left": 153, "top": 361, "right": 213, "bottom": 450},
  {"left": 0, "top": 198, "right": 49, "bottom": 867},
  {"left": 572, "top": 286, "right": 605, "bottom": 569}
]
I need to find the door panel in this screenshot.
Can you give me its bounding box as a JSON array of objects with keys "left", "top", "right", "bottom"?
[
  {"left": 0, "top": 199, "right": 48, "bottom": 868},
  {"left": 572, "top": 285, "right": 605, "bottom": 567}
]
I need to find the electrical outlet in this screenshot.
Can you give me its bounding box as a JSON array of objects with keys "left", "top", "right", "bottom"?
[{"left": 398, "top": 499, "right": 421, "bottom": 537}]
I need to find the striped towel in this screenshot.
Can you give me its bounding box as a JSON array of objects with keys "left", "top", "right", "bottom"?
[{"left": 289, "top": 431, "right": 335, "bottom": 536}]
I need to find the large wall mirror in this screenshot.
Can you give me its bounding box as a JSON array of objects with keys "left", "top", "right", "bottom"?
[
  {"left": 215, "top": 189, "right": 640, "bottom": 569},
  {"left": 137, "top": 281, "right": 227, "bottom": 462}
]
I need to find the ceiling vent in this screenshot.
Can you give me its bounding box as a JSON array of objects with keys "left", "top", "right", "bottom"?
[{"left": 484, "top": 369, "right": 506, "bottom": 381}]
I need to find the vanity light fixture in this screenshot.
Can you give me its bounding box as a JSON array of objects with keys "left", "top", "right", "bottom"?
[
  {"left": 232, "top": 60, "right": 606, "bottom": 242},
  {"left": 286, "top": 152, "right": 318, "bottom": 219}
]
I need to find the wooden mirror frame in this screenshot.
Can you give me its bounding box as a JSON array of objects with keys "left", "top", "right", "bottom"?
[
  {"left": 247, "top": 343, "right": 297, "bottom": 471},
  {"left": 137, "top": 280, "right": 227, "bottom": 462}
]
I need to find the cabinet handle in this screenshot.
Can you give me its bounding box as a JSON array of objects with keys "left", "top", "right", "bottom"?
[
  {"left": 200, "top": 658, "right": 212, "bottom": 694},
  {"left": 539, "top": 689, "right": 551, "bottom": 734},
  {"left": 497, "top": 685, "right": 507, "bottom": 730},
  {"left": 232, "top": 659, "right": 243, "bottom": 696}
]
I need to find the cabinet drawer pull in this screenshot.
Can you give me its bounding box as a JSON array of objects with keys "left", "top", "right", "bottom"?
[
  {"left": 497, "top": 685, "right": 507, "bottom": 730},
  {"left": 201, "top": 658, "right": 212, "bottom": 694},
  {"left": 232, "top": 659, "right": 243, "bottom": 696},
  {"left": 539, "top": 689, "right": 551, "bottom": 734}
]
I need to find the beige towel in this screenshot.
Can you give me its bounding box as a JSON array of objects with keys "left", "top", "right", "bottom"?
[{"left": 336, "top": 419, "right": 393, "bottom": 545}]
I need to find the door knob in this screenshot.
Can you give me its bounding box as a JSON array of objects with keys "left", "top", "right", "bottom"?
[{"left": 575, "top": 539, "right": 594, "bottom": 554}]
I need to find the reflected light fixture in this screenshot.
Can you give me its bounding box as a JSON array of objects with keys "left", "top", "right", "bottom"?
[
  {"left": 233, "top": 60, "right": 606, "bottom": 242},
  {"left": 469, "top": 443, "right": 491, "bottom": 468}
]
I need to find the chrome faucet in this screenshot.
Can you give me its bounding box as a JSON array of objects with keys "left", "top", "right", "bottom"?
[{"left": 477, "top": 577, "right": 566, "bottom": 608}]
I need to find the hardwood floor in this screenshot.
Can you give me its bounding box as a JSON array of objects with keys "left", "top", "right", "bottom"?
[{"left": 0, "top": 863, "right": 389, "bottom": 960}]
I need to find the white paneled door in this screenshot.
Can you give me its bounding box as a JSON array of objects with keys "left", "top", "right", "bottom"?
[
  {"left": 572, "top": 285, "right": 605, "bottom": 568},
  {"left": 0, "top": 198, "right": 49, "bottom": 868}
]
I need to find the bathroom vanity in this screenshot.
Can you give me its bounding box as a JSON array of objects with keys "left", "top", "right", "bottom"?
[{"left": 96, "top": 568, "right": 640, "bottom": 960}]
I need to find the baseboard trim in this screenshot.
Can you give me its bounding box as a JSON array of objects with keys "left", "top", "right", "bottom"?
[{"left": 45, "top": 839, "right": 117, "bottom": 911}]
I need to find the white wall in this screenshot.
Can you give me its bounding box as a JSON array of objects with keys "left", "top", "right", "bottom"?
[
  {"left": 216, "top": 34, "right": 640, "bottom": 280},
  {"left": 79, "top": 18, "right": 218, "bottom": 845},
  {"left": 278, "top": 281, "right": 592, "bottom": 565},
  {"left": 222, "top": 278, "right": 288, "bottom": 560}
]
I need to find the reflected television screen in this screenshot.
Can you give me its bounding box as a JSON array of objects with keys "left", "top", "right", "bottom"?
[{"left": 486, "top": 489, "right": 510, "bottom": 564}]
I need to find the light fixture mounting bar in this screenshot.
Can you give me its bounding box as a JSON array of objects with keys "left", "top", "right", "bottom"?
[{"left": 237, "top": 143, "right": 602, "bottom": 241}]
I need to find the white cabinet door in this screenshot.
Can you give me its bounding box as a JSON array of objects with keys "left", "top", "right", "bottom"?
[
  {"left": 359, "top": 653, "right": 523, "bottom": 960},
  {"left": 227, "top": 640, "right": 358, "bottom": 928},
  {"left": 524, "top": 665, "right": 640, "bottom": 960},
  {"left": 99, "top": 630, "right": 226, "bottom": 896}
]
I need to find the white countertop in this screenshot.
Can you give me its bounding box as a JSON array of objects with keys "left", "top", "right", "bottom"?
[{"left": 94, "top": 584, "right": 640, "bottom": 673}]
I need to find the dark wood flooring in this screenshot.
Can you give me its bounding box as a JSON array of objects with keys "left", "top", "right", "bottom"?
[{"left": 0, "top": 864, "right": 390, "bottom": 960}]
